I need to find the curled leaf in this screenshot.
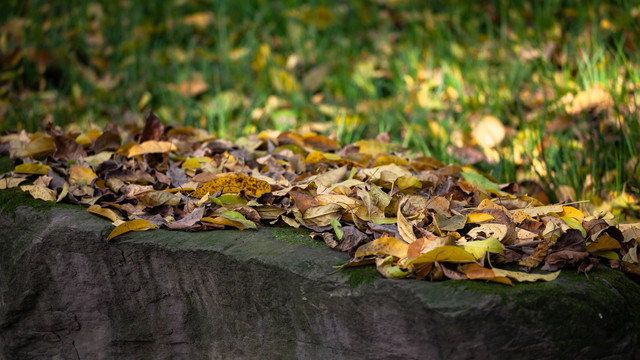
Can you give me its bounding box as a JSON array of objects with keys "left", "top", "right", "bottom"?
[{"left": 107, "top": 219, "right": 154, "bottom": 242}]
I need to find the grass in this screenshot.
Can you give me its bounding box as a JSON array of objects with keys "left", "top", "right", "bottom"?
[{"left": 1, "top": 0, "right": 639, "bottom": 216}]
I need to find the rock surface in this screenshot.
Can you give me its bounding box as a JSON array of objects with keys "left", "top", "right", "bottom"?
[{"left": 1, "top": 203, "right": 639, "bottom": 360}]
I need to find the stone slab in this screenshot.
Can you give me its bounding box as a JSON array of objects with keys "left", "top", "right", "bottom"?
[{"left": 1, "top": 203, "right": 639, "bottom": 359}]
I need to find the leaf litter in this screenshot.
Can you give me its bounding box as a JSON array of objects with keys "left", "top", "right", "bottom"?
[{"left": 1, "top": 113, "right": 640, "bottom": 285}]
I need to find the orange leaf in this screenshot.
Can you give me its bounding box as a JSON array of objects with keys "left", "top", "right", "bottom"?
[
  {"left": 461, "top": 263, "right": 513, "bottom": 285},
  {"left": 70, "top": 165, "right": 97, "bottom": 185}
]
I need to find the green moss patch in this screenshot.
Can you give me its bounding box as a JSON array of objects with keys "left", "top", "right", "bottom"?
[
  {"left": 272, "top": 226, "right": 327, "bottom": 249},
  {"left": 340, "top": 265, "right": 380, "bottom": 288},
  {"left": 0, "top": 156, "right": 12, "bottom": 174},
  {"left": 0, "top": 188, "right": 80, "bottom": 214}
]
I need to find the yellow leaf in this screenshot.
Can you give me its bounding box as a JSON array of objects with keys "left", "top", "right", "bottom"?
[
  {"left": 397, "top": 202, "right": 417, "bottom": 244},
  {"left": 127, "top": 141, "right": 177, "bottom": 157},
  {"left": 591, "top": 250, "right": 619, "bottom": 260},
  {"left": 587, "top": 234, "right": 621, "bottom": 252},
  {"left": 192, "top": 174, "right": 271, "bottom": 198},
  {"left": 56, "top": 182, "right": 69, "bottom": 202},
  {"left": 372, "top": 154, "right": 408, "bottom": 167},
  {"left": 354, "top": 237, "right": 409, "bottom": 258},
  {"left": 396, "top": 175, "right": 422, "bottom": 190},
  {"left": 107, "top": 219, "right": 154, "bottom": 241},
  {"left": 466, "top": 213, "right": 495, "bottom": 224},
  {"left": 70, "top": 165, "right": 97, "bottom": 185},
  {"left": 353, "top": 139, "right": 399, "bottom": 154},
  {"left": 14, "top": 163, "right": 50, "bottom": 175},
  {"left": 20, "top": 185, "right": 57, "bottom": 202},
  {"left": 558, "top": 206, "right": 584, "bottom": 222},
  {"left": 181, "top": 158, "right": 201, "bottom": 169},
  {"left": 87, "top": 204, "right": 119, "bottom": 222},
  {"left": 405, "top": 246, "right": 476, "bottom": 266},
  {"left": 491, "top": 268, "right": 561, "bottom": 282},
  {"left": 460, "top": 237, "right": 503, "bottom": 260}
]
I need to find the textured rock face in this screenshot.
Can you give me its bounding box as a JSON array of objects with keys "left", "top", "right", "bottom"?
[{"left": 1, "top": 205, "right": 639, "bottom": 360}]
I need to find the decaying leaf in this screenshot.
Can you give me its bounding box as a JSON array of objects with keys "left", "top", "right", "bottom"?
[
  {"left": 193, "top": 174, "right": 271, "bottom": 198},
  {"left": 20, "top": 184, "right": 57, "bottom": 201}
]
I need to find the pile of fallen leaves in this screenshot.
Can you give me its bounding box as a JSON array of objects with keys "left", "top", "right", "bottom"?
[{"left": 1, "top": 112, "right": 639, "bottom": 286}]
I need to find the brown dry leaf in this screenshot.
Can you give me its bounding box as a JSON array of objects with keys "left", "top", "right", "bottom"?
[
  {"left": 520, "top": 241, "right": 553, "bottom": 268},
  {"left": 140, "top": 111, "right": 165, "bottom": 143},
  {"left": 166, "top": 207, "right": 205, "bottom": 230},
  {"left": 433, "top": 213, "right": 467, "bottom": 232},
  {"left": 303, "top": 133, "right": 339, "bottom": 151},
  {"left": 138, "top": 191, "right": 181, "bottom": 206},
  {"left": 290, "top": 191, "right": 319, "bottom": 213}
]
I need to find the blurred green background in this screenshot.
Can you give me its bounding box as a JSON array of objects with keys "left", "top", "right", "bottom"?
[{"left": 1, "top": 0, "right": 639, "bottom": 214}]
